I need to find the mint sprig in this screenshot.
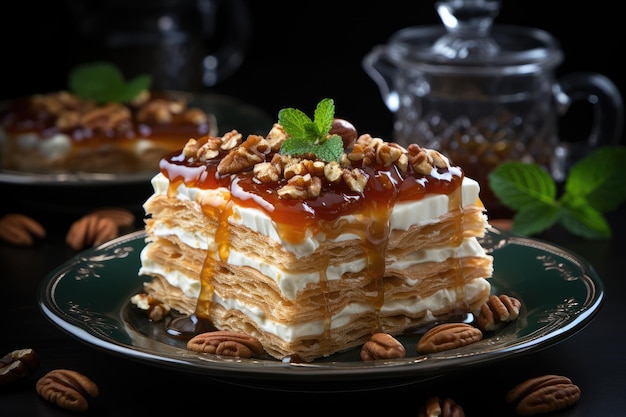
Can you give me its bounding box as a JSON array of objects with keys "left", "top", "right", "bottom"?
[
  {"left": 488, "top": 145, "right": 626, "bottom": 239},
  {"left": 68, "top": 61, "right": 152, "bottom": 105},
  {"left": 278, "top": 98, "right": 344, "bottom": 163}
]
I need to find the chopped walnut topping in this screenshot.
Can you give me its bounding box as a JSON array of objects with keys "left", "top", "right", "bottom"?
[
  {"left": 343, "top": 168, "right": 368, "bottom": 192},
  {"left": 254, "top": 161, "right": 281, "bottom": 183},
  {"left": 265, "top": 123, "right": 289, "bottom": 151},
  {"left": 81, "top": 103, "right": 132, "bottom": 132},
  {"left": 31, "top": 91, "right": 83, "bottom": 116},
  {"left": 130, "top": 293, "right": 171, "bottom": 321},
  {"left": 196, "top": 136, "right": 223, "bottom": 161},
  {"left": 217, "top": 134, "right": 268, "bottom": 175},
  {"left": 428, "top": 148, "right": 451, "bottom": 169},
  {"left": 278, "top": 174, "right": 322, "bottom": 199},
  {"left": 407, "top": 144, "right": 432, "bottom": 175},
  {"left": 137, "top": 99, "right": 177, "bottom": 123},
  {"left": 26, "top": 90, "right": 211, "bottom": 135},
  {"left": 183, "top": 121, "right": 457, "bottom": 200},
  {"left": 220, "top": 130, "right": 243, "bottom": 151},
  {"left": 323, "top": 161, "right": 343, "bottom": 183}
]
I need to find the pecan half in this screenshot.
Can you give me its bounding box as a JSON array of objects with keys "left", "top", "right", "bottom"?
[
  {"left": 418, "top": 396, "right": 465, "bottom": 417},
  {"left": 0, "top": 348, "right": 40, "bottom": 386},
  {"left": 506, "top": 374, "right": 581, "bottom": 416},
  {"left": 476, "top": 294, "right": 522, "bottom": 332},
  {"left": 416, "top": 323, "right": 483, "bottom": 354},
  {"left": 187, "top": 331, "right": 264, "bottom": 358},
  {"left": 36, "top": 369, "right": 99, "bottom": 412},
  {"left": 0, "top": 213, "right": 46, "bottom": 247},
  {"left": 87, "top": 207, "right": 136, "bottom": 229},
  {"left": 360, "top": 333, "right": 406, "bottom": 361},
  {"left": 66, "top": 215, "right": 119, "bottom": 251}
]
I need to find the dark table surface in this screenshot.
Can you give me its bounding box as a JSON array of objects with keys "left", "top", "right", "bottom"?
[
  {"left": 1, "top": 1, "right": 626, "bottom": 413},
  {"left": 1, "top": 174, "right": 625, "bottom": 415}
]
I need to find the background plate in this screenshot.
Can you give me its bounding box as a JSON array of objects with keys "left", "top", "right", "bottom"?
[
  {"left": 38, "top": 228, "right": 603, "bottom": 391},
  {"left": 0, "top": 93, "right": 272, "bottom": 186},
  {"left": 0, "top": 93, "right": 272, "bottom": 215}
]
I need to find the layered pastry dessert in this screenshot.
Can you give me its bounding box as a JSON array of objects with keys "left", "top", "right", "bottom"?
[
  {"left": 0, "top": 64, "right": 215, "bottom": 175},
  {"left": 135, "top": 99, "right": 493, "bottom": 362}
]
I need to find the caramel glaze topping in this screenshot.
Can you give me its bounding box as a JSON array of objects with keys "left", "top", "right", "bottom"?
[
  {"left": 0, "top": 91, "right": 213, "bottom": 149},
  {"left": 162, "top": 122, "right": 469, "bottom": 358}
]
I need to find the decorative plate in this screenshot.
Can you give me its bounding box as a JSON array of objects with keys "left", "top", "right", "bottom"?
[{"left": 38, "top": 228, "right": 603, "bottom": 391}]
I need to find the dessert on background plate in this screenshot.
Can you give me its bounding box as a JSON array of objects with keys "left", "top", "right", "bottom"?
[
  {"left": 0, "top": 62, "right": 216, "bottom": 177},
  {"left": 133, "top": 98, "right": 494, "bottom": 362}
]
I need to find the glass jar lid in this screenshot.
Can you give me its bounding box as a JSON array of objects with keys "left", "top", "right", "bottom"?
[{"left": 385, "top": 0, "right": 563, "bottom": 73}]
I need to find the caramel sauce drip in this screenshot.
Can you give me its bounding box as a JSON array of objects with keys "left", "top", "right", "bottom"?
[{"left": 161, "top": 148, "right": 465, "bottom": 343}]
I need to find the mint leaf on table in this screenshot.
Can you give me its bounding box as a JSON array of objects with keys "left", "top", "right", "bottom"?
[
  {"left": 508, "top": 201, "right": 561, "bottom": 237},
  {"left": 68, "top": 61, "right": 152, "bottom": 105},
  {"left": 564, "top": 146, "right": 626, "bottom": 212},
  {"left": 488, "top": 162, "right": 557, "bottom": 209},
  {"left": 278, "top": 98, "right": 344, "bottom": 163},
  {"left": 488, "top": 145, "right": 626, "bottom": 239},
  {"left": 560, "top": 203, "right": 612, "bottom": 240}
]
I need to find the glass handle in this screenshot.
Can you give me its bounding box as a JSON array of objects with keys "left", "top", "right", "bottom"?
[{"left": 553, "top": 72, "right": 624, "bottom": 181}]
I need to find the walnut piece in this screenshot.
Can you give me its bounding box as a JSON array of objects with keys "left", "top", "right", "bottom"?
[
  {"left": 0, "top": 213, "right": 46, "bottom": 247},
  {"left": 506, "top": 374, "right": 581, "bottom": 416},
  {"left": 476, "top": 294, "right": 522, "bottom": 331},
  {"left": 277, "top": 174, "right": 322, "bottom": 199},
  {"left": 416, "top": 323, "right": 483, "bottom": 354},
  {"left": 36, "top": 369, "right": 99, "bottom": 412},
  {"left": 360, "top": 333, "right": 406, "bottom": 361},
  {"left": 130, "top": 293, "right": 171, "bottom": 321},
  {"left": 81, "top": 103, "right": 131, "bottom": 132},
  {"left": 0, "top": 348, "right": 40, "bottom": 386},
  {"left": 187, "top": 331, "right": 264, "bottom": 358},
  {"left": 66, "top": 215, "right": 119, "bottom": 251},
  {"left": 418, "top": 396, "right": 465, "bottom": 417},
  {"left": 217, "top": 134, "right": 268, "bottom": 175}
]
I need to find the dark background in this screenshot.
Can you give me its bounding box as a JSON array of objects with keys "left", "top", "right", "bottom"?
[{"left": 1, "top": 0, "right": 624, "bottom": 144}]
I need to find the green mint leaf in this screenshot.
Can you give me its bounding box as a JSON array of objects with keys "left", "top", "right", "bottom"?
[
  {"left": 68, "top": 61, "right": 152, "bottom": 104},
  {"left": 564, "top": 145, "right": 626, "bottom": 212},
  {"left": 488, "top": 146, "right": 625, "bottom": 239},
  {"left": 279, "top": 135, "right": 344, "bottom": 163},
  {"left": 278, "top": 98, "right": 342, "bottom": 163},
  {"left": 315, "top": 135, "right": 344, "bottom": 163},
  {"left": 304, "top": 122, "right": 321, "bottom": 142},
  {"left": 313, "top": 98, "right": 335, "bottom": 140},
  {"left": 488, "top": 162, "right": 557, "bottom": 210},
  {"left": 119, "top": 75, "right": 152, "bottom": 102},
  {"left": 511, "top": 202, "right": 562, "bottom": 236},
  {"left": 560, "top": 204, "right": 612, "bottom": 239},
  {"left": 280, "top": 137, "right": 317, "bottom": 155},
  {"left": 278, "top": 107, "right": 312, "bottom": 139}
]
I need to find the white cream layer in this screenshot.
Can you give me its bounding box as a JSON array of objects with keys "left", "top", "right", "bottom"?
[
  {"left": 211, "top": 277, "right": 491, "bottom": 341},
  {"left": 139, "top": 236, "right": 488, "bottom": 301},
  {"left": 146, "top": 172, "right": 484, "bottom": 258},
  {"left": 139, "top": 245, "right": 490, "bottom": 341},
  {"left": 144, "top": 172, "right": 490, "bottom": 300}
]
